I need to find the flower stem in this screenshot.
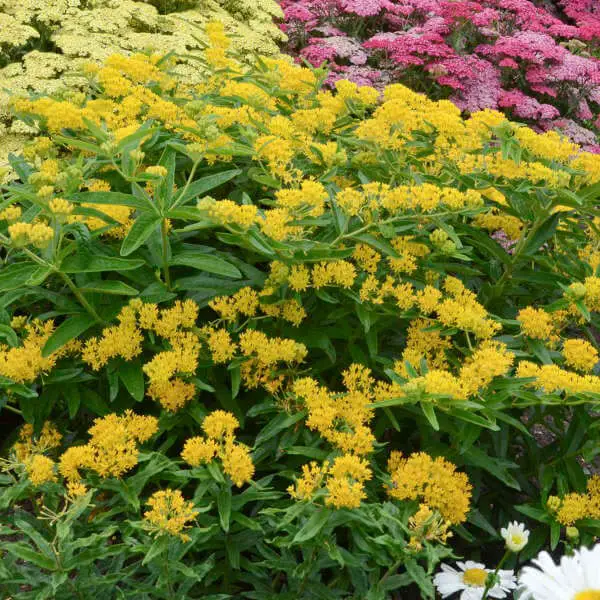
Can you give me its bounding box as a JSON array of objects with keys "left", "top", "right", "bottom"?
[
  {"left": 58, "top": 272, "right": 104, "bottom": 324},
  {"left": 481, "top": 549, "right": 511, "bottom": 600},
  {"left": 161, "top": 218, "right": 172, "bottom": 291}
]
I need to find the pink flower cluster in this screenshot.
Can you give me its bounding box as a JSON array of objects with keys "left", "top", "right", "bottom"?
[{"left": 280, "top": 0, "right": 600, "bottom": 148}]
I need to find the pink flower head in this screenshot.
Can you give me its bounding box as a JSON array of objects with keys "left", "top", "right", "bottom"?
[
  {"left": 338, "top": 0, "right": 388, "bottom": 17},
  {"left": 499, "top": 89, "right": 560, "bottom": 120}
]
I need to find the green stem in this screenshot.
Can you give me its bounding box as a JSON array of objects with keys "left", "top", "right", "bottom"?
[
  {"left": 330, "top": 211, "right": 466, "bottom": 246},
  {"left": 378, "top": 557, "right": 404, "bottom": 590},
  {"left": 3, "top": 403, "right": 23, "bottom": 416},
  {"left": 58, "top": 272, "right": 104, "bottom": 324},
  {"left": 298, "top": 548, "right": 317, "bottom": 594},
  {"left": 161, "top": 219, "right": 172, "bottom": 291},
  {"left": 2, "top": 233, "right": 104, "bottom": 324},
  {"left": 171, "top": 160, "right": 200, "bottom": 210},
  {"left": 490, "top": 216, "right": 546, "bottom": 299},
  {"left": 481, "top": 549, "right": 511, "bottom": 600}
]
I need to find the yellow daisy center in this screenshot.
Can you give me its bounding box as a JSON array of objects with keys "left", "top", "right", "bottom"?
[
  {"left": 575, "top": 592, "right": 600, "bottom": 600},
  {"left": 462, "top": 568, "right": 488, "bottom": 587}
]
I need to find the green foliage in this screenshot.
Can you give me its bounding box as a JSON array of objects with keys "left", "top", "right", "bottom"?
[{"left": 1, "top": 33, "right": 600, "bottom": 598}]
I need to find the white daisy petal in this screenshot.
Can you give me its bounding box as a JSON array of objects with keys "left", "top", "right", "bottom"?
[{"left": 518, "top": 543, "right": 600, "bottom": 600}]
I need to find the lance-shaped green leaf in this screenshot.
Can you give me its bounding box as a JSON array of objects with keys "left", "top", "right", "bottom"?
[
  {"left": 174, "top": 168, "right": 242, "bottom": 206},
  {"left": 170, "top": 252, "right": 242, "bottom": 278},
  {"left": 43, "top": 314, "right": 98, "bottom": 357},
  {"left": 120, "top": 214, "right": 162, "bottom": 256}
]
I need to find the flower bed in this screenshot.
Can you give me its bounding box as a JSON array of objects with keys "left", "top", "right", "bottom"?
[
  {"left": 0, "top": 0, "right": 285, "bottom": 167},
  {"left": 280, "top": 0, "right": 600, "bottom": 150},
  {"left": 1, "top": 22, "right": 600, "bottom": 598}
]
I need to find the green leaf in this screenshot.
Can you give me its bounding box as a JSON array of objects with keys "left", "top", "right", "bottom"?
[
  {"left": 230, "top": 365, "right": 241, "bottom": 400},
  {"left": 170, "top": 253, "right": 241, "bottom": 278},
  {"left": 217, "top": 487, "right": 232, "bottom": 532},
  {"left": 405, "top": 559, "right": 435, "bottom": 599},
  {"left": 42, "top": 314, "right": 97, "bottom": 357},
  {"left": 421, "top": 403, "right": 439, "bottom": 431},
  {"left": 61, "top": 254, "right": 145, "bottom": 273},
  {"left": 6, "top": 542, "right": 55, "bottom": 570},
  {"left": 0, "top": 264, "right": 45, "bottom": 292},
  {"left": 118, "top": 360, "right": 145, "bottom": 402},
  {"left": 292, "top": 508, "right": 331, "bottom": 544},
  {"left": 254, "top": 412, "right": 305, "bottom": 447},
  {"left": 176, "top": 169, "right": 242, "bottom": 205},
  {"left": 522, "top": 213, "right": 560, "bottom": 257},
  {"left": 142, "top": 536, "right": 170, "bottom": 566},
  {"left": 71, "top": 191, "right": 155, "bottom": 212},
  {"left": 120, "top": 214, "right": 161, "bottom": 256},
  {"left": 80, "top": 280, "right": 139, "bottom": 296},
  {"left": 65, "top": 385, "right": 81, "bottom": 418},
  {"left": 0, "top": 324, "right": 19, "bottom": 347},
  {"left": 14, "top": 519, "right": 54, "bottom": 559}
]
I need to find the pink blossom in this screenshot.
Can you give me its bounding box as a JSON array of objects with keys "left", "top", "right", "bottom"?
[
  {"left": 529, "top": 84, "right": 557, "bottom": 97},
  {"left": 542, "top": 118, "right": 597, "bottom": 145},
  {"left": 280, "top": 0, "right": 600, "bottom": 146},
  {"left": 338, "top": 0, "right": 387, "bottom": 17},
  {"left": 447, "top": 58, "right": 503, "bottom": 112},
  {"left": 577, "top": 99, "right": 593, "bottom": 120},
  {"left": 499, "top": 89, "right": 560, "bottom": 120},
  {"left": 491, "top": 230, "right": 517, "bottom": 254}
]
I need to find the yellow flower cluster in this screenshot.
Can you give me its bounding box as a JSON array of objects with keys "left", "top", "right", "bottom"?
[
  {"left": 144, "top": 489, "right": 198, "bottom": 542},
  {"left": 325, "top": 454, "right": 372, "bottom": 509},
  {"left": 472, "top": 210, "right": 523, "bottom": 240},
  {"left": 387, "top": 451, "right": 472, "bottom": 524},
  {"left": 407, "top": 504, "right": 453, "bottom": 551},
  {"left": 59, "top": 410, "right": 158, "bottom": 484},
  {"left": 548, "top": 476, "right": 600, "bottom": 525},
  {"left": 7, "top": 221, "right": 54, "bottom": 249},
  {"left": 293, "top": 364, "right": 376, "bottom": 456},
  {"left": 288, "top": 454, "right": 372, "bottom": 509},
  {"left": 83, "top": 299, "right": 201, "bottom": 411},
  {"left": 203, "top": 327, "right": 238, "bottom": 364},
  {"left": 396, "top": 319, "right": 451, "bottom": 377},
  {"left": 210, "top": 282, "right": 305, "bottom": 327},
  {"left": 516, "top": 361, "right": 600, "bottom": 395},
  {"left": 288, "top": 461, "right": 329, "bottom": 501},
  {"left": 517, "top": 306, "right": 557, "bottom": 342},
  {"left": 25, "top": 454, "right": 57, "bottom": 486},
  {"left": 0, "top": 205, "right": 22, "bottom": 223},
  {"left": 238, "top": 330, "right": 307, "bottom": 392},
  {"left": 209, "top": 287, "right": 260, "bottom": 321},
  {"left": 415, "top": 277, "right": 500, "bottom": 340},
  {"left": 13, "top": 422, "right": 61, "bottom": 462},
  {"left": 0, "top": 320, "right": 74, "bottom": 384},
  {"left": 10, "top": 422, "right": 62, "bottom": 487},
  {"left": 198, "top": 198, "right": 260, "bottom": 229},
  {"left": 181, "top": 410, "right": 254, "bottom": 487},
  {"left": 82, "top": 303, "right": 144, "bottom": 370},
  {"left": 562, "top": 339, "right": 599, "bottom": 373},
  {"left": 274, "top": 180, "right": 329, "bottom": 218},
  {"left": 335, "top": 182, "right": 483, "bottom": 218},
  {"left": 584, "top": 276, "right": 600, "bottom": 312}
]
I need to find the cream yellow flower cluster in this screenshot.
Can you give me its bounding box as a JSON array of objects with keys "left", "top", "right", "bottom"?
[
  {"left": 59, "top": 411, "right": 158, "bottom": 488},
  {"left": 181, "top": 410, "right": 254, "bottom": 488}
]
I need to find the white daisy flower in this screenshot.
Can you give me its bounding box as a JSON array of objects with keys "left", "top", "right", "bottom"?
[
  {"left": 501, "top": 521, "right": 529, "bottom": 552},
  {"left": 433, "top": 560, "right": 517, "bottom": 600},
  {"left": 518, "top": 543, "right": 600, "bottom": 600}
]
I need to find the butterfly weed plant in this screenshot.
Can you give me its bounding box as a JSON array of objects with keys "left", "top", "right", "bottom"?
[{"left": 1, "top": 22, "right": 600, "bottom": 599}]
